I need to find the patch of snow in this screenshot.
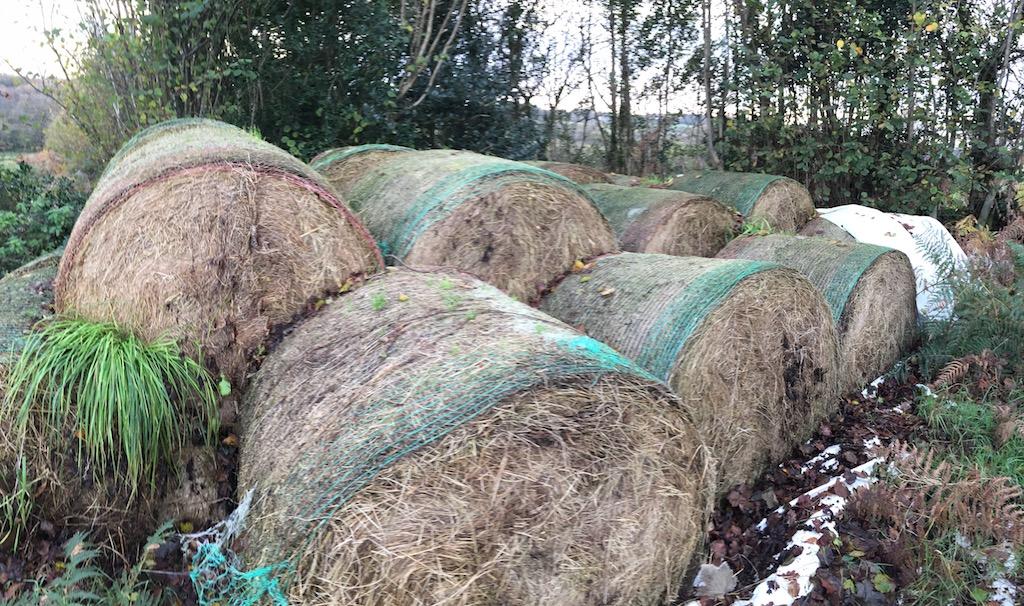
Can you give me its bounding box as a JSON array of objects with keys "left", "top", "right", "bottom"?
[
  {"left": 726, "top": 458, "right": 882, "bottom": 605},
  {"left": 862, "top": 374, "right": 886, "bottom": 399},
  {"left": 990, "top": 579, "right": 1018, "bottom": 606},
  {"left": 799, "top": 444, "right": 842, "bottom": 474}
]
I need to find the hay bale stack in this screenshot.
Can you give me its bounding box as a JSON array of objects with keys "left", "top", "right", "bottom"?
[
  {"left": 799, "top": 216, "right": 855, "bottom": 241},
  {"left": 668, "top": 171, "right": 815, "bottom": 232},
  {"left": 717, "top": 235, "right": 918, "bottom": 390},
  {"left": 345, "top": 150, "right": 617, "bottom": 302},
  {"left": 311, "top": 144, "right": 413, "bottom": 197},
  {"left": 526, "top": 160, "right": 613, "bottom": 184},
  {"left": 584, "top": 183, "right": 739, "bottom": 256},
  {"left": 540, "top": 253, "right": 841, "bottom": 492},
  {"left": 54, "top": 118, "right": 383, "bottom": 385},
  {"left": 237, "top": 269, "right": 713, "bottom": 605}
]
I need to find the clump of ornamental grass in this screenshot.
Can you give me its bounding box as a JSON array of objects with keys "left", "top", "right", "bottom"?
[{"left": 1, "top": 317, "right": 219, "bottom": 531}]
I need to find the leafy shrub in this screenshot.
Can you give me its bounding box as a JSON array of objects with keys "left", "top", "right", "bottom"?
[{"left": 0, "top": 163, "right": 85, "bottom": 276}]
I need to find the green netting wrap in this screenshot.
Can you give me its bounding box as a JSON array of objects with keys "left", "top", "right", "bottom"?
[
  {"left": 668, "top": 171, "right": 785, "bottom": 216},
  {"left": 87, "top": 118, "right": 340, "bottom": 215},
  {"left": 543, "top": 253, "right": 775, "bottom": 380},
  {"left": 309, "top": 144, "right": 412, "bottom": 171},
  {"left": 347, "top": 150, "right": 592, "bottom": 258},
  {"left": 340, "top": 149, "right": 616, "bottom": 303},
  {"left": 523, "top": 161, "right": 612, "bottom": 184},
  {"left": 227, "top": 268, "right": 712, "bottom": 604},
  {"left": 0, "top": 249, "right": 60, "bottom": 363},
  {"left": 717, "top": 235, "right": 893, "bottom": 323},
  {"left": 582, "top": 183, "right": 737, "bottom": 256},
  {"left": 716, "top": 234, "right": 918, "bottom": 390},
  {"left": 540, "top": 252, "right": 841, "bottom": 492}
]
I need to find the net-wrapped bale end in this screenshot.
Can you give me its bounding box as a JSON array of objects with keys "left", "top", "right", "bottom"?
[
  {"left": 668, "top": 171, "right": 816, "bottom": 232},
  {"left": 346, "top": 150, "right": 618, "bottom": 303},
  {"left": 584, "top": 183, "right": 740, "bottom": 257},
  {"left": 717, "top": 234, "right": 918, "bottom": 391},
  {"left": 236, "top": 269, "right": 714, "bottom": 606},
  {"left": 540, "top": 253, "right": 841, "bottom": 493},
  {"left": 799, "top": 216, "right": 855, "bottom": 241},
  {"left": 311, "top": 144, "right": 413, "bottom": 197},
  {"left": 525, "top": 160, "right": 613, "bottom": 184},
  {"left": 54, "top": 119, "right": 383, "bottom": 386}
]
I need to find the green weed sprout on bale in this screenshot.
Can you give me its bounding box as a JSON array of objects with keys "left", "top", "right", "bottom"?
[{"left": 1, "top": 317, "right": 219, "bottom": 534}]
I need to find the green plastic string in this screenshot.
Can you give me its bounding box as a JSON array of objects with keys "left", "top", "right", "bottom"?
[
  {"left": 309, "top": 144, "right": 411, "bottom": 172},
  {"left": 346, "top": 152, "right": 594, "bottom": 260},
  {"left": 668, "top": 171, "right": 784, "bottom": 216}
]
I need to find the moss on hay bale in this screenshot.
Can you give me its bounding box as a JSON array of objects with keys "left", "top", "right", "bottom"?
[
  {"left": 0, "top": 249, "right": 60, "bottom": 365},
  {"left": 311, "top": 144, "right": 413, "bottom": 198},
  {"left": 584, "top": 183, "right": 739, "bottom": 257},
  {"left": 524, "top": 161, "right": 613, "bottom": 184},
  {"left": 344, "top": 149, "right": 617, "bottom": 302},
  {"left": 54, "top": 118, "right": 383, "bottom": 386},
  {"left": 799, "top": 216, "right": 855, "bottom": 241},
  {"left": 237, "top": 269, "right": 714, "bottom": 605},
  {"left": 540, "top": 252, "right": 841, "bottom": 492},
  {"left": 717, "top": 234, "right": 918, "bottom": 391},
  {"left": 668, "top": 171, "right": 815, "bottom": 232}
]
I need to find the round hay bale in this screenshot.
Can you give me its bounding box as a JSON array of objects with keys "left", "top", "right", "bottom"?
[
  {"left": 236, "top": 269, "right": 714, "bottom": 605},
  {"left": 668, "top": 171, "right": 815, "bottom": 232},
  {"left": 311, "top": 144, "right": 413, "bottom": 198},
  {"left": 525, "top": 160, "right": 613, "bottom": 184},
  {"left": 799, "top": 216, "right": 855, "bottom": 241},
  {"left": 717, "top": 235, "right": 918, "bottom": 390},
  {"left": 584, "top": 183, "right": 739, "bottom": 256},
  {"left": 345, "top": 150, "right": 617, "bottom": 302},
  {"left": 0, "top": 250, "right": 222, "bottom": 552},
  {"left": 54, "top": 119, "right": 383, "bottom": 386},
  {"left": 540, "top": 252, "right": 841, "bottom": 492}
]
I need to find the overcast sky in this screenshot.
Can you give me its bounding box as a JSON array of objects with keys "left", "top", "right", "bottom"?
[
  {"left": 0, "top": 1, "right": 82, "bottom": 77},
  {"left": 0, "top": 0, "right": 701, "bottom": 114}
]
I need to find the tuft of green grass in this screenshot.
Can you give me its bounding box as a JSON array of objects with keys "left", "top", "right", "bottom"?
[
  {"left": 739, "top": 217, "right": 774, "bottom": 236},
  {"left": 371, "top": 293, "right": 388, "bottom": 311},
  {"left": 3, "top": 317, "right": 219, "bottom": 499}
]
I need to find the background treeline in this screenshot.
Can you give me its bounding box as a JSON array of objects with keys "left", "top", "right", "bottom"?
[{"left": 4, "top": 0, "right": 1024, "bottom": 226}]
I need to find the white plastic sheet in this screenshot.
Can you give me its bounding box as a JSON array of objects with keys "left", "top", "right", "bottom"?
[{"left": 814, "top": 205, "right": 968, "bottom": 320}]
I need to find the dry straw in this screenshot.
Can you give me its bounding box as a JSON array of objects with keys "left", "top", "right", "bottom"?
[
  {"left": 584, "top": 183, "right": 740, "bottom": 257},
  {"left": 311, "top": 144, "right": 413, "bottom": 198},
  {"left": 237, "top": 269, "right": 714, "bottom": 606},
  {"left": 343, "top": 149, "right": 617, "bottom": 302},
  {"left": 717, "top": 234, "right": 918, "bottom": 391},
  {"left": 540, "top": 252, "right": 841, "bottom": 492},
  {"left": 54, "top": 118, "right": 383, "bottom": 386},
  {"left": 799, "top": 216, "right": 855, "bottom": 241},
  {"left": 668, "top": 171, "right": 816, "bottom": 232},
  {"left": 525, "top": 160, "right": 613, "bottom": 184}
]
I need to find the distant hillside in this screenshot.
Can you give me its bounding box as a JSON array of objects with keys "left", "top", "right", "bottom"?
[{"left": 0, "top": 74, "right": 56, "bottom": 152}]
